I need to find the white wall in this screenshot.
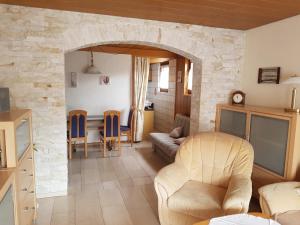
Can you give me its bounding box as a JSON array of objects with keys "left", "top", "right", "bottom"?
[
  {"left": 242, "top": 15, "right": 300, "bottom": 108},
  {"left": 65, "top": 51, "right": 132, "bottom": 142},
  {"left": 65, "top": 51, "right": 132, "bottom": 124}
]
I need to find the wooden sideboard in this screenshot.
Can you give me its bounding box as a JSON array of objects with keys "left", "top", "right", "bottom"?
[
  {"left": 143, "top": 110, "right": 154, "bottom": 140},
  {"left": 0, "top": 109, "right": 36, "bottom": 225},
  {"left": 215, "top": 104, "right": 300, "bottom": 197}
]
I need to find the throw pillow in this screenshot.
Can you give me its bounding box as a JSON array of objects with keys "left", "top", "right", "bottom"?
[
  {"left": 169, "top": 126, "right": 183, "bottom": 138},
  {"left": 174, "top": 137, "right": 186, "bottom": 145}
]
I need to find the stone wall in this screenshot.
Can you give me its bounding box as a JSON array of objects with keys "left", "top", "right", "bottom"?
[
  {"left": 146, "top": 59, "right": 176, "bottom": 132},
  {"left": 0, "top": 4, "right": 245, "bottom": 197}
]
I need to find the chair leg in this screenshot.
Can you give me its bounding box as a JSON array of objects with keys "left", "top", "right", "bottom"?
[
  {"left": 68, "top": 140, "right": 72, "bottom": 160},
  {"left": 103, "top": 138, "right": 107, "bottom": 157},
  {"left": 130, "top": 131, "right": 133, "bottom": 147},
  {"left": 84, "top": 138, "right": 88, "bottom": 158},
  {"left": 118, "top": 137, "right": 121, "bottom": 155}
]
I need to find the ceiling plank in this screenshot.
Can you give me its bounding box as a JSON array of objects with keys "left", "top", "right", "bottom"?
[{"left": 1, "top": 0, "right": 300, "bottom": 30}]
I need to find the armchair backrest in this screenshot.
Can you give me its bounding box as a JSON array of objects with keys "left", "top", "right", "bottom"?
[
  {"left": 175, "top": 132, "right": 254, "bottom": 188},
  {"left": 68, "top": 110, "right": 87, "bottom": 138},
  {"left": 103, "top": 110, "right": 120, "bottom": 138}
]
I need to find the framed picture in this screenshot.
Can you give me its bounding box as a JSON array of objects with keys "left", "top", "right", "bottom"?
[
  {"left": 100, "top": 75, "right": 110, "bottom": 85},
  {"left": 258, "top": 67, "right": 280, "bottom": 84},
  {"left": 70, "top": 72, "right": 78, "bottom": 88}
]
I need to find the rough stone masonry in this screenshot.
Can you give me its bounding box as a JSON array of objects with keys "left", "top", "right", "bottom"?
[{"left": 0, "top": 4, "right": 245, "bottom": 197}]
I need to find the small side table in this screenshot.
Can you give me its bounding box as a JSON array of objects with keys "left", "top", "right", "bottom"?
[{"left": 193, "top": 212, "right": 270, "bottom": 225}]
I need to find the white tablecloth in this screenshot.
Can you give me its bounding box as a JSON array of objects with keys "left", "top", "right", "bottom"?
[{"left": 209, "top": 214, "right": 280, "bottom": 225}]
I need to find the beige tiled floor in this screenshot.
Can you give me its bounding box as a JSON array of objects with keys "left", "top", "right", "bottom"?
[
  {"left": 36, "top": 141, "right": 260, "bottom": 225},
  {"left": 36, "top": 141, "right": 166, "bottom": 225}
]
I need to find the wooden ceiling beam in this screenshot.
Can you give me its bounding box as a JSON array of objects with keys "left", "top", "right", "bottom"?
[{"left": 79, "top": 46, "right": 177, "bottom": 58}]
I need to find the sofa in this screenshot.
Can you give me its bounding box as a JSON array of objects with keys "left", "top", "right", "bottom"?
[
  {"left": 150, "top": 114, "right": 190, "bottom": 162},
  {"left": 154, "top": 132, "right": 254, "bottom": 225}
]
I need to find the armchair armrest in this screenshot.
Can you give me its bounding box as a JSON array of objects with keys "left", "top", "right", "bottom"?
[
  {"left": 154, "top": 163, "right": 188, "bottom": 200},
  {"left": 222, "top": 175, "right": 252, "bottom": 215}
]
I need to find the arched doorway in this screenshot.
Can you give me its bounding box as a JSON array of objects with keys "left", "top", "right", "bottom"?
[{"left": 64, "top": 41, "right": 202, "bottom": 135}]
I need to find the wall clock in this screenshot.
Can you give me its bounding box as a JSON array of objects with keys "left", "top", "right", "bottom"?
[{"left": 232, "top": 91, "right": 246, "bottom": 105}]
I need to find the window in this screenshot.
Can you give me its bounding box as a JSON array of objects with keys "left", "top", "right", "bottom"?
[
  {"left": 187, "top": 62, "right": 193, "bottom": 93},
  {"left": 159, "top": 62, "right": 169, "bottom": 92},
  {"left": 184, "top": 61, "right": 193, "bottom": 95}
]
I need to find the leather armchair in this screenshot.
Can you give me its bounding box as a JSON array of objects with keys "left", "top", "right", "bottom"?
[{"left": 154, "top": 132, "right": 254, "bottom": 225}]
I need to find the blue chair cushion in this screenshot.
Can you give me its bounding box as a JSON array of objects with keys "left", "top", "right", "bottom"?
[
  {"left": 121, "top": 126, "right": 130, "bottom": 132},
  {"left": 102, "top": 114, "right": 120, "bottom": 137},
  {"left": 70, "top": 114, "right": 86, "bottom": 138}
]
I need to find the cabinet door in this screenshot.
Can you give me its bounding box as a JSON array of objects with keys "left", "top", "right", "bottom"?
[
  {"left": 250, "top": 114, "right": 289, "bottom": 176},
  {"left": 219, "top": 109, "right": 247, "bottom": 139},
  {"left": 16, "top": 119, "right": 30, "bottom": 160},
  {"left": 0, "top": 185, "right": 15, "bottom": 225}
]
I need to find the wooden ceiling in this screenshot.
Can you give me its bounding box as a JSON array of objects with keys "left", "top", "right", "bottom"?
[
  {"left": 1, "top": 0, "right": 300, "bottom": 30},
  {"left": 80, "top": 44, "right": 177, "bottom": 59}
]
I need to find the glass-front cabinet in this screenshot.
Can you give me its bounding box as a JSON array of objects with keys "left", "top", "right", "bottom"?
[
  {"left": 0, "top": 171, "right": 17, "bottom": 225},
  {"left": 0, "top": 186, "right": 15, "bottom": 225},
  {"left": 250, "top": 114, "right": 289, "bottom": 177},
  {"left": 219, "top": 109, "right": 247, "bottom": 139},
  {"left": 216, "top": 104, "right": 300, "bottom": 196},
  {"left": 0, "top": 109, "right": 36, "bottom": 225},
  {"left": 0, "top": 109, "right": 32, "bottom": 168}
]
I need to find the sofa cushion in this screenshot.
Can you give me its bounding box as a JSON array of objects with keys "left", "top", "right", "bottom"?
[
  {"left": 173, "top": 114, "right": 190, "bottom": 137},
  {"left": 170, "top": 126, "right": 183, "bottom": 138},
  {"left": 276, "top": 210, "right": 300, "bottom": 225},
  {"left": 174, "top": 137, "right": 186, "bottom": 145},
  {"left": 150, "top": 133, "right": 179, "bottom": 158},
  {"left": 168, "top": 181, "right": 226, "bottom": 219},
  {"left": 259, "top": 182, "right": 300, "bottom": 215}
]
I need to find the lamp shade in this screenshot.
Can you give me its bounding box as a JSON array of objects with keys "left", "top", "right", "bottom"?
[
  {"left": 282, "top": 75, "right": 300, "bottom": 84},
  {"left": 85, "top": 65, "right": 101, "bottom": 74},
  {"left": 84, "top": 50, "right": 102, "bottom": 75}
]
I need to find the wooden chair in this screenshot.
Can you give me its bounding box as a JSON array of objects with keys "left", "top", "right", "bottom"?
[
  {"left": 67, "top": 110, "right": 88, "bottom": 159},
  {"left": 100, "top": 110, "right": 121, "bottom": 157},
  {"left": 121, "top": 108, "right": 135, "bottom": 146}
]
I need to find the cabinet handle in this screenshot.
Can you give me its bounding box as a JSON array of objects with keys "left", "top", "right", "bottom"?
[
  {"left": 21, "top": 188, "right": 28, "bottom": 192},
  {"left": 28, "top": 157, "right": 33, "bottom": 160},
  {"left": 23, "top": 207, "right": 29, "bottom": 212},
  {"left": 30, "top": 190, "right": 35, "bottom": 194},
  {"left": 31, "top": 207, "right": 36, "bottom": 210},
  {"left": 21, "top": 169, "right": 27, "bottom": 173},
  {"left": 29, "top": 174, "right": 34, "bottom": 177}
]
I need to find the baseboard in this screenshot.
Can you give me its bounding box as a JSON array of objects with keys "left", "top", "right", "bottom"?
[{"left": 37, "top": 190, "right": 67, "bottom": 199}]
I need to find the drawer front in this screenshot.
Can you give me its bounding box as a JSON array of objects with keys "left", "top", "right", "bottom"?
[
  {"left": 17, "top": 150, "right": 34, "bottom": 201},
  {"left": 19, "top": 184, "right": 35, "bottom": 225}
]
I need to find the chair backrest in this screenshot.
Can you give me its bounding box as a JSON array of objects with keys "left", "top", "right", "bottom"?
[
  {"left": 68, "top": 110, "right": 87, "bottom": 138},
  {"left": 173, "top": 114, "right": 190, "bottom": 137},
  {"left": 127, "top": 108, "right": 134, "bottom": 129},
  {"left": 175, "top": 132, "right": 254, "bottom": 188},
  {"left": 103, "top": 110, "right": 120, "bottom": 138}
]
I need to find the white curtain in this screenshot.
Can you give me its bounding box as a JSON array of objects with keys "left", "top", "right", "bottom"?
[{"left": 133, "top": 57, "right": 150, "bottom": 142}]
